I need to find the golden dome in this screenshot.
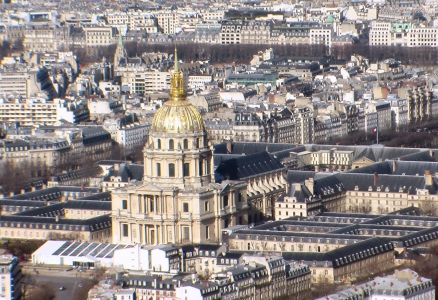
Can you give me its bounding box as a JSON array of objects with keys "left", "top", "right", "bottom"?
[{"left": 151, "top": 48, "right": 205, "bottom": 134}]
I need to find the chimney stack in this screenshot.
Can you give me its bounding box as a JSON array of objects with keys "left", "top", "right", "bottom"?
[
  {"left": 226, "top": 140, "right": 232, "bottom": 154},
  {"left": 373, "top": 172, "right": 378, "bottom": 186},
  {"left": 425, "top": 170, "right": 432, "bottom": 185},
  {"left": 305, "top": 178, "right": 314, "bottom": 194}
]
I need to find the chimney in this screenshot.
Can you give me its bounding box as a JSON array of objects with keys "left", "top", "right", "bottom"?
[
  {"left": 114, "top": 163, "right": 119, "bottom": 171},
  {"left": 373, "top": 172, "right": 378, "bottom": 186},
  {"left": 305, "top": 178, "right": 314, "bottom": 194},
  {"left": 293, "top": 182, "right": 301, "bottom": 191},
  {"left": 55, "top": 215, "right": 59, "bottom": 222},
  {"left": 20, "top": 189, "right": 26, "bottom": 195},
  {"left": 393, "top": 160, "right": 396, "bottom": 173},
  {"left": 425, "top": 170, "right": 432, "bottom": 185},
  {"left": 226, "top": 140, "right": 232, "bottom": 154}
]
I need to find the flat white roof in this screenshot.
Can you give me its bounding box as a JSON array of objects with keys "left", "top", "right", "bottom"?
[{"left": 32, "top": 240, "right": 67, "bottom": 257}]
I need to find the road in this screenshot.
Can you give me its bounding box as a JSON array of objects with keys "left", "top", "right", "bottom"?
[
  {"left": 36, "top": 274, "right": 80, "bottom": 300},
  {"left": 24, "top": 267, "right": 93, "bottom": 300}
]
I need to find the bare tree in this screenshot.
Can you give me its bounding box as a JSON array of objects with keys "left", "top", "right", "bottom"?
[
  {"left": 421, "top": 200, "right": 437, "bottom": 216},
  {"left": 21, "top": 272, "right": 35, "bottom": 300},
  {"left": 29, "top": 283, "right": 55, "bottom": 300}
]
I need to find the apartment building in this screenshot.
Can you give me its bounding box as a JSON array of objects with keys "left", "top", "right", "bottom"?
[
  {"left": 0, "top": 25, "right": 25, "bottom": 43},
  {"left": 0, "top": 98, "right": 89, "bottom": 126},
  {"left": 241, "top": 21, "right": 271, "bottom": 44},
  {"left": 385, "top": 94, "right": 409, "bottom": 130},
  {"left": 194, "top": 24, "right": 221, "bottom": 44},
  {"left": 106, "top": 11, "right": 158, "bottom": 33},
  {"left": 188, "top": 74, "right": 213, "bottom": 90},
  {"left": 310, "top": 26, "right": 333, "bottom": 49},
  {"left": 188, "top": 91, "right": 222, "bottom": 112},
  {"left": 398, "top": 86, "right": 436, "bottom": 123},
  {"left": 0, "top": 66, "right": 55, "bottom": 99},
  {"left": 155, "top": 12, "right": 179, "bottom": 34},
  {"left": 23, "top": 25, "right": 58, "bottom": 52},
  {"left": 317, "top": 268, "right": 435, "bottom": 300},
  {"left": 103, "top": 114, "right": 149, "bottom": 151},
  {"left": 220, "top": 21, "right": 242, "bottom": 44},
  {"left": 83, "top": 26, "right": 117, "bottom": 47},
  {"left": 369, "top": 21, "right": 438, "bottom": 47},
  {"left": 0, "top": 255, "right": 21, "bottom": 300},
  {"left": 201, "top": 10, "right": 225, "bottom": 22},
  {"left": 270, "top": 22, "right": 312, "bottom": 45},
  {"left": 129, "top": 70, "right": 171, "bottom": 93}
]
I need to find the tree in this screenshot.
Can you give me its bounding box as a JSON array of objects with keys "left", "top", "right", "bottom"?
[
  {"left": 21, "top": 272, "right": 35, "bottom": 300},
  {"left": 420, "top": 200, "right": 437, "bottom": 216},
  {"left": 29, "top": 283, "right": 55, "bottom": 300}
]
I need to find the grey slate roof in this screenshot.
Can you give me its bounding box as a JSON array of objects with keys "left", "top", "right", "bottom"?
[
  {"left": 286, "top": 170, "right": 316, "bottom": 183},
  {"left": 335, "top": 173, "right": 429, "bottom": 194},
  {"left": 215, "top": 151, "right": 284, "bottom": 181},
  {"left": 213, "top": 142, "right": 298, "bottom": 155},
  {"left": 103, "top": 164, "right": 144, "bottom": 182},
  {"left": 303, "top": 144, "right": 429, "bottom": 162},
  {"left": 280, "top": 237, "right": 393, "bottom": 267}
]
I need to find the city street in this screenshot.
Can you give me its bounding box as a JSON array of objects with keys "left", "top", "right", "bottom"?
[
  {"left": 23, "top": 265, "right": 94, "bottom": 300},
  {"left": 36, "top": 274, "right": 81, "bottom": 300}
]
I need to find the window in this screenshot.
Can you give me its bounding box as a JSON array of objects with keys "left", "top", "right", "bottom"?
[
  {"left": 196, "top": 138, "right": 200, "bottom": 148},
  {"left": 156, "top": 163, "right": 161, "bottom": 176},
  {"left": 169, "top": 139, "right": 174, "bottom": 150},
  {"left": 183, "top": 202, "right": 189, "bottom": 212},
  {"left": 183, "top": 163, "right": 190, "bottom": 177},
  {"left": 183, "top": 227, "right": 190, "bottom": 240},
  {"left": 122, "top": 224, "right": 129, "bottom": 237},
  {"left": 169, "top": 163, "right": 175, "bottom": 177},
  {"left": 238, "top": 193, "right": 242, "bottom": 202},
  {"left": 122, "top": 200, "right": 127, "bottom": 210},
  {"left": 183, "top": 139, "right": 188, "bottom": 149},
  {"left": 223, "top": 195, "right": 229, "bottom": 207},
  {"left": 157, "top": 139, "right": 161, "bottom": 149},
  {"left": 199, "top": 160, "right": 203, "bottom": 176},
  {"left": 205, "top": 225, "right": 209, "bottom": 239},
  {"left": 204, "top": 201, "right": 210, "bottom": 212},
  {"left": 150, "top": 199, "right": 154, "bottom": 212}
]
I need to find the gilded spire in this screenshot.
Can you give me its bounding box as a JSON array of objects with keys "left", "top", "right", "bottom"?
[{"left": 169, "top": 45, "right": 186, "bottom": 101}]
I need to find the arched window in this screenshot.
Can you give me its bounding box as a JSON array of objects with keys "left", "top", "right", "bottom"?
[
  {"left": 157, "top": 139, "right": 161, "bottom": 149},
  {"left": 195, "top": 138, "right": 200, "bottom": 148},
  {"left": 169, "top": 139, "right": 174, "bottom": 150},
  {"left": 168, "top": 163, "right": 175, "bottom": 177},
  {"left": 183, "top": 139, "right": 188, "bottom": 149}
]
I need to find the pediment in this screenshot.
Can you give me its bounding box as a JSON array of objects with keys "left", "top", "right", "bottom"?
[{"left": 352, "top": 156, "right": 375, "bottom": 165}]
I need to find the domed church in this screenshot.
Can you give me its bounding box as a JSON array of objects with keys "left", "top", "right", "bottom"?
[{"left": 111, "top": 49, "right": 249, "bottom": 245}]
